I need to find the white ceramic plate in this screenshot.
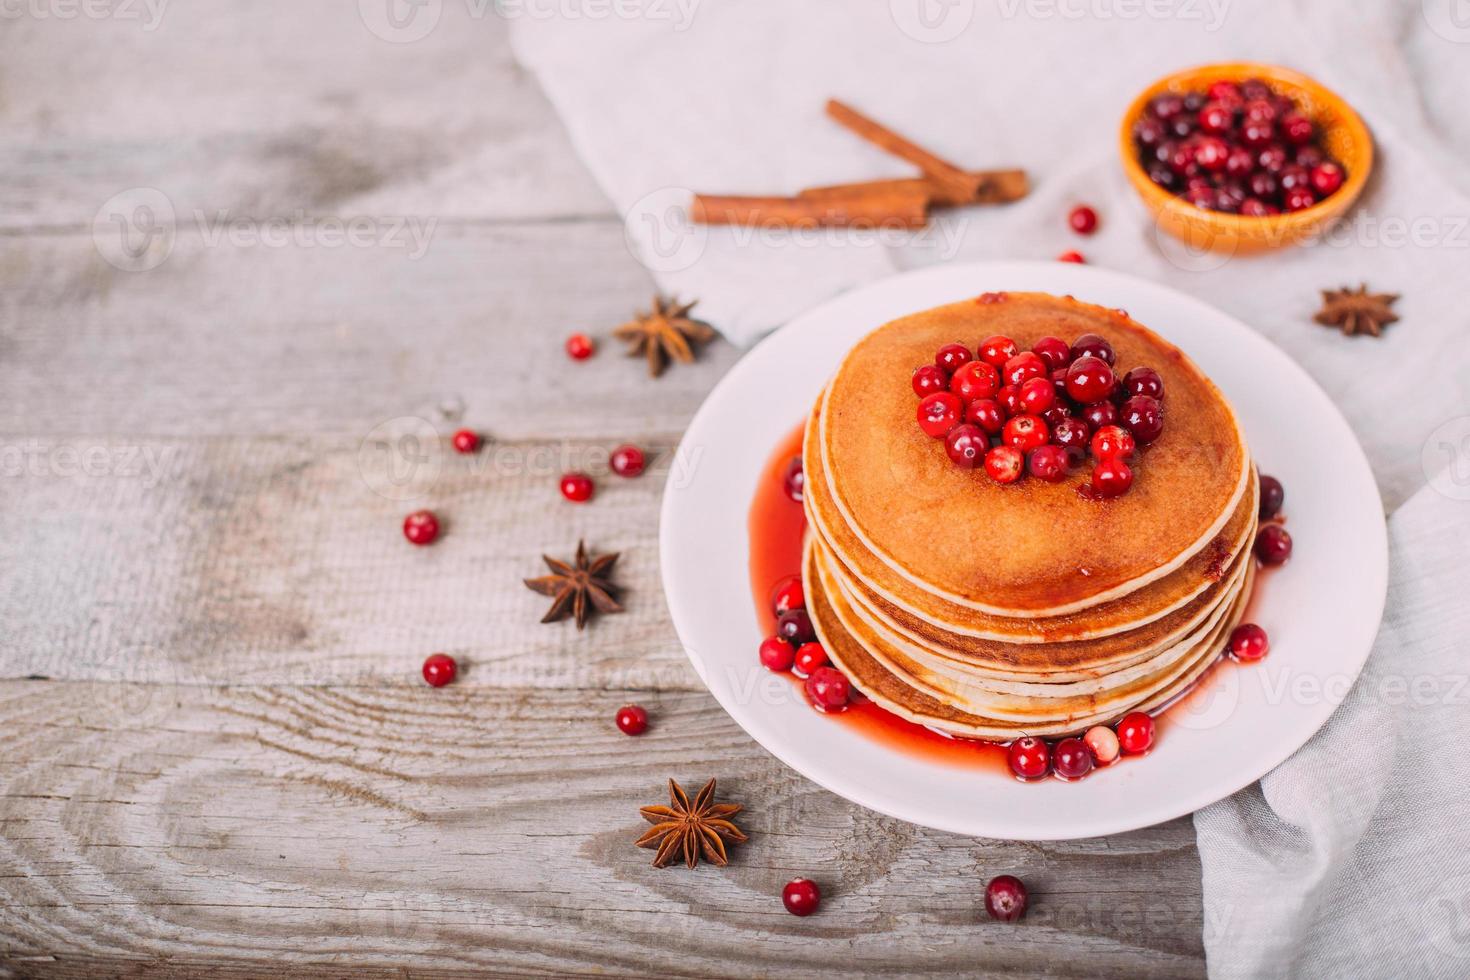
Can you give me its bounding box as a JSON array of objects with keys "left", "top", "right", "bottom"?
[{"left": 659, "top": 261, "right": 1387, "bottom": 841}]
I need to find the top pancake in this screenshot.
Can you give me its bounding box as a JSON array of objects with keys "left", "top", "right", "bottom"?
[{"left": 819, "top": 292, "right": 1249, "bottom": 617}]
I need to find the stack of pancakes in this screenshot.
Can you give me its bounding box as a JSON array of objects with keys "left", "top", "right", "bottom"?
[{"left": 803, "top": 292, "right": 1256, "bottom": 739}]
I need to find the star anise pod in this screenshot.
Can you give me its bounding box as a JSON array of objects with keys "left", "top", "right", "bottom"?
[
  {"left": 635, "top": 778, "right": 747, "bottom": 869},
  {"left": 612, "top": 295, "right": 715, "bottom": 377},
  {"left": 1314, "top": 284, "right": 1400, "bottom": 337},
  {"left": 523, "top": 540, "right": 622, "bottom": 630}
]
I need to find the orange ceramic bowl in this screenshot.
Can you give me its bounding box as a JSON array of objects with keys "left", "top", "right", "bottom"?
[{"left": 1120, "top": 62, "right": 1373, "bottom": 255}]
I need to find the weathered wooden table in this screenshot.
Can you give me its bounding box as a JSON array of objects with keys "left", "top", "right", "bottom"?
[{"left": 0, "top": 7, "right": 1206, "bottom": 976}]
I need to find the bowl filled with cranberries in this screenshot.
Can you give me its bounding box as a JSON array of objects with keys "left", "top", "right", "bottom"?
[{"left": 1120, "top": 62, "right": 1373, "bottom": 254}]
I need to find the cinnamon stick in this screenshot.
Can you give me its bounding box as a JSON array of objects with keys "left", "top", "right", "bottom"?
[
  {"left": 799, "top": 170, "right": 1029, "bottom": 208},
  {"left": 690, "top": 189, "right": 929, "bottom": 229},
  {"left": 824, "top": 98, "right": 982, "bottom": 203}
]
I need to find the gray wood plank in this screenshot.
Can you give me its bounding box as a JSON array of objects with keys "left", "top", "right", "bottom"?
[{"left": 0, "top": 681, "right": 1206, "bottom": 979}]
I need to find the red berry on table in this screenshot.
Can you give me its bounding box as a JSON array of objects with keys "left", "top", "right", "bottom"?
[
  {"left": 917, "top": 393, "right": 963, "bottom": 438},
  {"left": 1051, "top": 417, "right": 1091, "bottom": 457},
  {"left": 560, "top": 472, "right": 594, "bottom": 503},
  {"left": 1258, "top": 475, "right": 1285, "bottom": 520},
  {"left": 1281, "top": 112, "right": 1314, "bottom": 145},
  {"left": 1031, "top": 336, "right": 1072, "bottom": 371},
  {"left": 1069, "top": 333, "right": 1115, "bottom": 366},
  {"left": 965, "top": 398, "right": 1006, "bottom": 434},
  {"left": 565, "top": 333, "right": 594, "bottom": 360},
  {"left": 403, "top": 509, "right": 440, "bottom": 546},
  {"left": 1255, "top": 524, "right": 1293, "bottom": 565},
  {"left": 1027, "top": 445, "right": 1071, "bottom": 483},
  {"left": 978, "top": 335, "right": 1020, "bottom": 368},
  {"left": 782, "top": 878, "right": 822, "bottom": 917},
  {"left": 1065, "top": 355, "right": 1115, "bottom": 404},
  {"left": 759, "top": 636, "right": 796, "bottom": 673},
  {"left": 1117, "top": 712, "right": 1155, "bottom": 755},
  {"left": 770, "top": 576, "right": 804, "bottom": 616},
  {"left": 1091, "top": 425, "right": 1136, "bottom": 460},
  {"left": 912, "top": 364, "right": 950, "bottom": 397},
  {"left": 1018, "top": 376, "right": 1055, "bottom": 415},
  {"left": 805, "top": 667, "right": 851, "bottom": 712},
  {"left": 616, "top": 704, "right": 649, "bottom": 735},
  {"left": 1002, "top": 351, "right": 1048, "bottom": 388},
  {"left": 1091, "top": 458, "right": 1134, "bottom": 498},
  {"left": 985, "top": 446, "right": 1025, "bottom": 484},
  {"left": 1053, "top": 737, "right": 1094, "bottom": 780},
  {"left": 783, "top": 458, "right": 805, "bottom": 502},
  {"left": 610, "top": 444, "right": 646, "bottom": 478},
  {"left": 1122, "top": 366, "right": 1164, "bottom": 401},
  {"left": 794, "top": 642, "right": 829, "bottom": 678},
  {"left": 1068, "top": 205, "right": 1099, "bottom": 235},
  {"left": 1057, "top": 250, "right": 1086, "bottom": 264},
  {"left": 1084, "top": 725, "right": 1120, "bottom": 765},
  {"left": 935, "top": 343, "right": 974, "bottom": 373},
  {"left": 1080, "top": 400, "right": 1119, "bottom": 431},
  {"left": 421, "top": 653, "right": 457, "bottom": 687},
  {"left": 1229, "top": 623, "right": 1270, "bottom": 662},
  {"left": 985, "top": 875, "right": 1029, "bottom": 923},
  {"left": 451, "top": 428, "right": 480, "bottom": 454},
  {"left": 997, "top": 384, "right": 1024, "bottom": 417},
  {"left": 1003, "top": 414, "right": 1048, "bottom": 452},
  {"left": 777, "top": 609, "right": 815, "bottom": 646},
  {"left": 949, "top": 361, "right": 1000, "bottom": 402},
  {"left": 1006, "top": 737, "right": 1050, "bottom": 780},
  {"left": 945, "top": 424, "right": 989, "bottom": 469},
  {"left": 1310, "top": 162, "right": 1344, "bottom": 197},
  {"left": 1119, "top": 395, "right": 1165, "bottom": 444}
]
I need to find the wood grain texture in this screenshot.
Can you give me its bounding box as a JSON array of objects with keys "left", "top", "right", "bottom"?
[{"left": 0, "top": 681, "right": 1206, "bottom": 979}]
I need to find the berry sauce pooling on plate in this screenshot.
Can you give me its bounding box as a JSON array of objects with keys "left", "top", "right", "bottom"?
[{"left": 421, "top": 653, "right": 457, "bottom": 687}]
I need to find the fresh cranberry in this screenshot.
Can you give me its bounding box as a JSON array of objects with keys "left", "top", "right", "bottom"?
[
  {"left": 1241, "top": 78, "right": 1272, "bottom": 101},
  {"left": 1117, "top": 712, "right": 1155, "bottom": 755},
  {"left": 985, "top": 875, "right": 1029, "bottom": 923},
  {"left": 978, "top": 335, "right": 1019, "bottom": 367},
  {"left": 793, "top": 642, "right": 829, "bottom": 678},
  {"left": 1134, "top": 115, "right": 1167, "bottom": 147},
  {"left": 1148, "top": 163, "right": 1180, "bottom": 191},
  {"left": 759, "top": 636, "right": 796, "bottom": 672},
  {"left": 1051, "top": 417, "right": 1091, "bottom": 457},
  {"left": 565, "top": 333, "right": 594, "bottom": 360},
  {"left": 935, "top": 343, "right": 973, "bottom": 373},
  {"left": 949, "top": 361, "right": 1000, "bottom": 402},
  {"left": 1065, "top": 356, "right": 1115, "bottom": 404},
  {"left": 1053, "top": 738, "right": 1094, "bottom": 780},
  {"left": 1068, "top": 205, "right": 1099, "bottom": 235},
  {"left": 1198, "top": 101, "right": 1233, "bottom": 134},
  {"left": 1283, "top": 187, "right": 1317, "bottom": 212},
  {"left": 1224, "top": 147, "right": 1255, "bottom": 179},
  {"left": 422, "top": 653, "right": 457, "bottom": 687},
  {"left": 783, "top": 458, "right": 805, "bottom": 502},
  {"left": 1002, "top": 351, "right": 1048, "bottom": 387},
  {"left": 1243, "top": 98, "right": 1277, "bottom": 124},
  {"left": 782, "top": 878, "right": 821, "bottom": 917},
  {"left": 1084, "top": 725, "right": 1120, "bottom": 765},
  {"left": 1003, "top": 414, "right": 1048, "bottom": 452},
  {"left": 1032, "top": 336, "right": 1072, "bottom": 371},
  {"left": 965, "top": 398, "right": 1005, "bottom": 434},
  {"left": 451, "top": 428, "right": 480, "bottom": 454},
  {"left": 1194, "top": 136, "right": 1230, "bottom": 172},
  {"left": 403, "top": 509, "right": 440, "bottom": 545},
  {"left": 1050, "top": 367, "right": 1070, "bottom": 399},
  {"left": 1259, "top": 475, "right": 1285, "bottom": 519},
  {"left": 1006, "top": 737, "right": 1050, "bottom": 780},
  {"left": 1018, "top": 377, "right": 1055, "bottom": 415},
  {"left": 1122, "top": 366, "right": 1164, "bottom": 401},
  {"left": 560, "top": 472, "right": 594, "bottom": 503},
  {"left": 997, "top": 384, "right": 1024, "bottom": 417},
  {"left": 1240, "top": 199, "right": 1278, "bottom": 217},
  {"left": 1212, "top": 189, "right": 1241, "bottom": 214},
  {"left": 1229, "top": 623, "right": 1270, "bottom": 662},
  {"left": 1248, "top": 170, "right": 1278, "bottom": 200},
  {"left": 1069, "top": 333, "right": 1115, "bottom": 366},
  {"left": 912, "top": 364, "right": 950, "bottom": 397},
  {"left": 1168, "top": 115, "right": 1197, "bottom": 139},
  {"left": 771, "top": 576, "right": 804, "bottom": 616},
  {"left": 1091, "top": 425, "right": 1136, "bottom": 460},
  {"left": 776, "top": 609, "right": 815, "bottom": 646},
  {"left": 1281, "top": 112, "right": 1314, "bottom": 145},
  {"left": 985, "top": 446, "right": 1024, "bottom": 484},
  {"left": 1091, "top": 458, "right": 1134, "bottom": 498},
  {"left": 1150, "top": 93, "right": 1185, "bottom": 120},
  {"left": 917, "top": 393, "right": 963, "bottom": 438},
  {"left": 945, "top": 424, "right": 988, "bottom": 469},
  {"left": 1057, "top": 250, "right": 1086, "bottom": 264},
  {"left": 615, "top": 704, "right": 649, "bottom": 735},
  {"left": 610, "top": 444, "right": 646, "bottom": 477},
  {"left": 1185, "top": 186, "right": 1217, "bottom": 211},
  {"left": 1257, "top": 144, "right": 1289, "bottom": 174},
  {"left": 1241, "top": 119, "right": 1276, "bottom": 149},
  {"left": 1027, "top": 445, "right": 1071, "bottom": 483},
  {"left": 1278, "top": 165, "right": 1311, "bottom": 193},
  {"left": 1310, "top": 161, "right": 1344, "bottom": 197},
  {"left": 805, "top": 667, "right": 851, "bottom": 712},
  {"left": 1255, "top": 524, "right": 1293, "bottom": 565},
  {"left": 1295, "top": 145, "right": 1325, "bottom": 169},
  {"left": 1040, "top": 404, "right": 1071, "bottom": 429},
  {"left": 1081, "top": 400, "right": 1118, "bottom": 431},
  {"left": 1207, "top": 80, "right": 1243, "bottom": 105},
  {"left": 1119, "top": 395, "right": 1164, "bottom": 444}
]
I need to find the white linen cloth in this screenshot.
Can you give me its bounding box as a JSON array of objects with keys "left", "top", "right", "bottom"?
[{"left": 510, "top": 3, "right": 1470, "bottom": 974}]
